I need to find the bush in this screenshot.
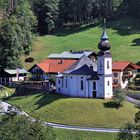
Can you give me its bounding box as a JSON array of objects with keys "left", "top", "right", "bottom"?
[{"left": 113, "top": 90, "right": 125, "bottom": 107}]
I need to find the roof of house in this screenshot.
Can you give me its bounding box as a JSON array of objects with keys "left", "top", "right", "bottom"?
[
  {"left": 4, "top": 69, "right": 28, "bottom": 75},
  {"left": 30, "top": 59, "right": 77, "bottom": 73},
  {"left": 64, "top": 55, "right": 97, "bottom": 75},
  {"left": 48, "top": 50, "right": 95, "bottom": 59},
  {"left": 112, "top": 61, "right": 139, "bottom": 71}
]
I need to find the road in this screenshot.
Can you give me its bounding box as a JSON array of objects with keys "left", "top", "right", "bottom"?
[{"left": 0, "top": 97, "right": 139, "bottom": 133}]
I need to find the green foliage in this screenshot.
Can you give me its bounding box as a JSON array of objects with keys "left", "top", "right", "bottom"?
[
  {"left": 0, "top": 115, "right": 56, "bottom": 140},
  {"left": 117, "top": 123, "right": 135, "bottom": 140},
  {"left": 135, "top": 111, "right": 140, "bottom": 128},
  {"left": 113, "top": 90, "right": 125, "bottom": 106},
  {"left": 0, "top": 0, "right": 36, "bottom": 69},
  {"left": 33, "top": 0, "right": 60, "bottom": 34}
]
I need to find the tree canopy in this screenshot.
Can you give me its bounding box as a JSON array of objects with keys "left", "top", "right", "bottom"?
[
  {"left": 0, "top": 115, "right": 56, "bottom": 140},
  {"left": 0, "top": 0, "right": 36, "bottom": 69}
]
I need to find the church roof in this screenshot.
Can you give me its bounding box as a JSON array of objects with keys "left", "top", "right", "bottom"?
[
  {"left": 64, "top": 55, "right": 97, "bottom": 75},
  {"left": 65, "top": 64, "right": 96, "bottom": 75},
  {"left": 101, "top": 29, "right": 108, "bottom": 40}
]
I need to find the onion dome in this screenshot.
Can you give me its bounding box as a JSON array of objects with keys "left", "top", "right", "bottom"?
[{"left": 98, "top": 20, "right": 111, "bottom": 51}]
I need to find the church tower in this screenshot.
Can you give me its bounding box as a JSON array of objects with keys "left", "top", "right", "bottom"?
[{"left": 97, "top": 20, "right": 113, "bottom": 99}]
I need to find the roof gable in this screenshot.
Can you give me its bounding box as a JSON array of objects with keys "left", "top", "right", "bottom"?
[{"left": 112, "top": 61, "right": 138, "bottom": 71}]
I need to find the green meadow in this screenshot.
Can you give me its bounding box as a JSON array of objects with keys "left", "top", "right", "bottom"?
[
  {"left": 7, "top": 93, "right": 139, "bottom": 128},
  {"left": 23, "top": 16, "right": 140, "bottom": 69}
]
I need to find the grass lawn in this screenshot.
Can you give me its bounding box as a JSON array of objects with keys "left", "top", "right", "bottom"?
[
  {"left": 6, "top": 93, "right": 139, "bottom": 128},
  {"left": 53, "top": 128, "right": 118, "bottom": 140},
  {"left": 0, "top": 87, "right": 15, "bottom": 99},
  {"left": 23, "top": 16, "right": 140, "bottom": 69}
]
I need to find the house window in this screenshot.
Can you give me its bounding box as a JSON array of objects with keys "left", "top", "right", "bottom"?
[
  {"left": 81, "top": 80, "right": 83, "bottom": 90},
  {"left": 108, "top": 81, "right": 110, "bottom": 86},
  {"left": 113, "top": 79, "right": 118, "bottom": 84},
  {"left": 114, "top": 73, "right": 118, "bottom": 77},
  {"left": 93, "top": 82, "right": 96, "bottom": 90},
  {"left": 107, "top": 61, "right": 109, "bottom": 69},
  {"left": 58, "top": 80, "right": 60, "bottom": 84}
]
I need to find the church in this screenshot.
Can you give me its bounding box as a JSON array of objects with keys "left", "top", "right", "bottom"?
[{"left": 56, "top": 25, "right": 113, "bottom": 99}]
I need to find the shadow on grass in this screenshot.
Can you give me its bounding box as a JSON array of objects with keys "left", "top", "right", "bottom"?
[
  {"left": 35, "top": 93, "right": 68, "bottom": 110},
  {"left": 103, "top": 101, "right": 122, "bottom": 109},
  {"left": 107, "top": 16, "right": 140, "bottom": 36},
  {"left": 54, "top": 16, "right": 140, "bottom": 37},
  {"left": 54, "top": 22, "right": 100, "bottom": 37},
  {"left": 131, "top": 38, "right": 140, "bottom": 46}
]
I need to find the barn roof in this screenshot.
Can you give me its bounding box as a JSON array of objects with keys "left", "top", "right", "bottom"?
[{"left": 48, "top": 50, "right": 95, "bottom": 59}]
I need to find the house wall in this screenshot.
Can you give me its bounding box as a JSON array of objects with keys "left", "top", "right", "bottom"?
[{"left": 113, "top": 69, "right": 137, "bottom": 89}]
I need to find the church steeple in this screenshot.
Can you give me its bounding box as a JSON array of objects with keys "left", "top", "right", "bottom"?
[{"left": 98, "top": 19, "right": 111, "bottom": 51}]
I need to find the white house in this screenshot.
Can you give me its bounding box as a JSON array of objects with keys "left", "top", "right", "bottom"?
[{"left": 56, "top": 27, "right": 113, "bottom": 99}]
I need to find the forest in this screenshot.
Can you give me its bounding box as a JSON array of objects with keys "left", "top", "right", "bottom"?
[{"left": 0, "top": 0, "right": 140, "bottom": 69}]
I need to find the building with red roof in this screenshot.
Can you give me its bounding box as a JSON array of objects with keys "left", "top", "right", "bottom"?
[
  {"left": 112, "top": 61, "right": 139, "bottom": 89},
  {"left": 29, "top": 59, "right": 77, "bottom": 81}
]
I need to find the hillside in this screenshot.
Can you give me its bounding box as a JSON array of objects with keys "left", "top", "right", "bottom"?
[
  {"left": 22, "top": 16, "right": 140, "bottom": 69},
  {"left": 7, "top": 93, "right": 138, "bottom": 128}
]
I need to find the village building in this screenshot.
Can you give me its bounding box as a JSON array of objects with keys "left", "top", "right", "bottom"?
[
  {"left": 29, "top": 59, "right": 77, "bottom": 81},
  {"left": 56, "top": 26, "right": 113, "bottom": 99},
  {"left": 48, "top": 50, "right": 97, "bottom": 61},
  {"left": 112, "top": 61, "right": 139, "bottom": 89},
  {"left": 0, "top": 69, "right": 28, "bottom": 86}
]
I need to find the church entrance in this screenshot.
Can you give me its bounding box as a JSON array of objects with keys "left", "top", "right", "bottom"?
[{"left": 93, "top": 91, "right": 96, "bottom": 98}]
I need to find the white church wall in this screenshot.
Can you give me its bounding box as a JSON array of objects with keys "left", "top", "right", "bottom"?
[{"left": 56, "top": 75, "right": 89, "bottom": 97}]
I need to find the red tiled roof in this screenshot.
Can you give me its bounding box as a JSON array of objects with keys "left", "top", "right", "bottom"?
[
  {"left": 112, "top": 61, "right": 140, "bottom": 71},
  {"left": 36, "top": 59, "right": 77, "bottom": 73},
  {"left": 130, "top": 63, "right": 140, "bottom": 69},
  {"left": 112, "top": 61, "right": 130, "bottom": 71}
]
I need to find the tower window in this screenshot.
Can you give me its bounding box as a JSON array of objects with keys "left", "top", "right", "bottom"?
[
  {"left": 81, "top": 80, "right": 83, "bottom": 90},
  {"left": 108, "top": 81, "right": 110, "bottom": 86},
  {"left": 107, "top": 61, "right": 109, "bottom": 69}
]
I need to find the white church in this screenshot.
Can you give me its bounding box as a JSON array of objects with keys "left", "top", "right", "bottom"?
[{"left": 56, "top": 26, "right": 113, "bottom": 99}]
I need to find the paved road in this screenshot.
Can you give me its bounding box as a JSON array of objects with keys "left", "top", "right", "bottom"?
[{"left": 126, "top": 96, "right": 140, "bottom": 106}]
